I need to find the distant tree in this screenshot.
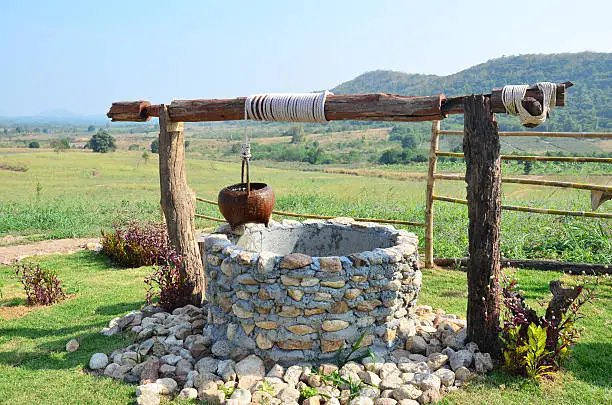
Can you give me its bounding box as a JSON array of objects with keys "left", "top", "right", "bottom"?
[
  {"left": 15, "top": 127, "right": 22, "bottom": 133},
  {"left": 141, "top": 150, "right": 150, "bottom": 165},
  {"left": 184, "top": 140, "right": 191, "bottom": 150},
  {"left": 284, "top": 125, "right": 305, "bottom": 142},
  {"left": 128, "top": 144, "right": 140, "bottom": 151},
  {"left": 50, "top": 138, "right": 70, "bottom": 156},
  {"left": 86, "top": 130, "right": 116, "bottom": 153},
  {"left": 401, "top": 134, "right": 418, "bottom": 149},
  {"left": 87, "top": 125, "right": 96, "bottom": 132},
  {"left": 28, "top": 141, "right": 40, "bottom": 149},
  {"left": 150, "top": 139, "right": 159, "bottom": 154},
  {"left": 3, "top": 128, "right": 7, "bottom": 136},
  {"left": 523, "top": 160, "right": 533, "bottom": 175}
]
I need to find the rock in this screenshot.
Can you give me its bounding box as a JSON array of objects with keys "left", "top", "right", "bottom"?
[
  {"left": 283, "top": 365, "right": 304, "bottom": 386},
  {"left": 287, "top": 324, "right": 316, "bottom": 335},
  {"left": 454, "top": 366, "right": 474, "bottom": 382},
  {"left": 344, "top": 289, "right": 362, "bottom": 300},
  {"left": 321, "top": 339, "right": 345, "bottom": 353},
  {"left": 405, "top": 336, "right": 427, "bottom": 354},
  {"left": 356, "top": 299, "right": 382, "bottom": 312},
  {"left": 465, "top": 341, "right": 479, "bottom": 353},
  {"left": 319, "top": 257, "right": 342, "bottom": 272},
  {"left": 474, "top": 352, "right": 493, "bottom": 374},
  {"left": 136, "top": 391, "right": 160, "bottom": 405},
  {"left": 359, "top": 387, "right": 380, "bottom": 399},
  {"left": 230, "top": 388, "right": 252, "bottom": 405},
  {"left": 325, "top": 397, "right": 341, "bottom": 405},
  {"left": 267, "top": 363, "right": 285, "bottom": 379},
  {"left": 198, "top": 382, "right": 225, "bottom": 404},
  {"left": 160, "top": 354, "right": 182, "bottom": 366},
  {"left": 322, "top": 320, "right": 350, "bottom": 332},
  {"left": 308, "top": 374, "right": 323, "bottom": 387},
  {"left": 280, "top": 253, "right": 313, "bottom": 269},
  {"left": 178, "top": 387, "right": 198, "bottom": 399},
  {"left": 158, "top": 364, "right": 176, "bottom": 377},
  {"left": 194, "top": 371, "right": 222, "bottom": 389},
  {"left": 65, "top": 339, "right": 79, "bottom": 353},
  {"left": 392, "top": 385, "right": 422, "bottom": 401},
  {"left": 211, "top": 339, "right": 232, "bottom": 358},
  {"left": 349, "top": 396, "right": 373, "bottom": 405},
  {"left": 256, "top": 333, "right": 274, "bottom": 350},
  {"left": 89, "top": 353, "right": 108, "bottom": 370},
  {"left": 379, "top": 374, "right": 403, "bottom": 390},
  {"left": 195, "top": 357, "right": 219, "bottom": 374},
  {"left": 374, "top": 399, "right": 397, "bottom": 405},
  {"left": 358, "top": 371, "right": 381, "bottom": 387},
  {"left": 235, "top": 354, "right": 265, "bottom": 390},
  {"left": 136, "top": 382, "right": 165, "bottom": 396},
  {"left": 140, "top": 359, "right": 160, "bottom": 384},
  {"left": 288, "top": 289, "right": 305, "bottom": 301},
  {"left": 218, "top": 359, "right": 237, "bottom": 382},
  {"left": 252, "top": 391, "right": 274, "bottom": 405},
  {"left": 449, "top": 350, "right": 473, "bottom": 371},
  {"left": 155, "top": 378, "right": 178, "bottom": 395},
  {"left": 175, "top": 359, "right": 193, "bottom": 376},
  {"left": 277, "top": 386, "right": 300, "bottom": 403},
  {"left": 426, "top": 353, "right": 448, "bottom": 371},
  {"left": 303, "top": 396, "right": 321, "bottom": 405},
  {"left": 397, "top": 400, "right": 419, "bottom": 405},
  {"left": 433, "top": 368, "right": 455, "bottom": 387}
]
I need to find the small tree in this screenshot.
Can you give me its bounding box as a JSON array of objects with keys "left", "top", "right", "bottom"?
[
  {"left": 87, "top": 125, "right": 96, "bottom": 132},
  {"left": 150, "top": 139, "right": 159, "bottom": 153},
  {"left": 401, "top": 134, "right": 418, "bottom": 149},
  {"left": 523, "top": 160, "right": 533, "bottom": 175},
  {"left": 142, "top": 150, "right": 150, "bottom": 165},
  {"left": 28, "top": 141, "right": 40, "bottom": 148},
  {"left": 86, "top": 130, "right": 116, "bottom": 153},
  {"left": 50, "top": 138, "right": 70, "bottom": 156}
]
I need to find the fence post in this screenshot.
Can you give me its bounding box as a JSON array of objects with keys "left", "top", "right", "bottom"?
[
  {"left": 425, "top": 120, "right": 440, "bottom": 268},
  {"left": 463, "top": 95, "right": 502, "bottom": 355},
  {"left": 159, "top": 105, "right": 205, "bottom": 305}
]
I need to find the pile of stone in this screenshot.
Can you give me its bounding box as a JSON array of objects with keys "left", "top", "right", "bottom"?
[{"left": 89, "top": 303, "right": 493, "bottom": 405}]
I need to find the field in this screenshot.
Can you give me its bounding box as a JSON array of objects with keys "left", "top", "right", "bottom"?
[
  {"left": 0, "top": 149, "right": 610, "bottom": 263},
  {"left": 0, "top": 252, "right": 610, "bottom": 404}
]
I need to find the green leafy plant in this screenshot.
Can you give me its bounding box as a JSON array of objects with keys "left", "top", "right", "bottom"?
[
  {"left": 259, "top": 380, "right": 275, "bottom": 394},
  {"left": 336, "top": 330, "right": 375, "bottom": 367},
  {"left": 299, "top": 386, "right": 317, "bottom": 400},
  {"left": 218, "top": 383, "right": 235, "bottom": 399}
]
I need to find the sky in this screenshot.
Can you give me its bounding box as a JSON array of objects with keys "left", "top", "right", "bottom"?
[{"left": 1, "top": 0, "right": 611, "bottom": 117}]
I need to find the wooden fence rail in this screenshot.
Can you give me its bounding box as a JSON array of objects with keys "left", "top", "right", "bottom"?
[
  {"left": 439, "top": 130, "right": 612, "bottom": 138},
  {"left": 434, "top": 174, "right": 612, "bottom": 193},
  {"left": 435, "top": 151, "right": 612, "bottom": 164}
]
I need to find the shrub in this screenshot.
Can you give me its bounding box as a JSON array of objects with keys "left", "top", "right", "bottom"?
[
  {"left": 101, "top": 221, "right": 169, "bottom": 267},
  {"left": 499, "top": 275, "right": 596, "bottom": 379},
  {"left": 14, "top": 263, "right": 65, "bottom": 305},
  {"left": 28, "top": 141, "right": 40, "bottom": 148},
  {"left": 86, "top": 130, "right": 116, "bottom": 153},
  {"left": 144, "top": 248, "right": 193, "bottom": 311}
]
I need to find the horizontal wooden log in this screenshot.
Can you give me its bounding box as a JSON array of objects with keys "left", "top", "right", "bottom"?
[
  {"left": 434, "top": 174, "right": 612, "bottom": 193},
  {"left": 441, "top": 81, "right": 573, "bottom": 115},
  {"left": 435, "top": 151, "right": 612, "bottom": 164},
  {"left": 432, "top": 195, "right": 612, "bottom": 219},
  {"left": 108, "top": 94, "right": 445, "bottom": 122},
  {"left": 438, "top": 130, "right": 612, "bottom": 138},
  {"left": 433, "top": 257, "right": 611, "bottom": 275}
]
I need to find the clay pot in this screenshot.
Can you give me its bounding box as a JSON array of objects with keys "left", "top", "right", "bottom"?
[{"left": 218, "top": 182, "right": 275, "bottom": 228}]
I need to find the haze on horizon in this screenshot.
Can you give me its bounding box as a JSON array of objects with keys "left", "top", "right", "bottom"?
[{"left": 1, "top": 0, "right": 611, "bottom": 117}]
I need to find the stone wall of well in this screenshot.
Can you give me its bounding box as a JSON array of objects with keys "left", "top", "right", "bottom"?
[{"left": 199, "top": 219, "right": 421, "bottom": 364}]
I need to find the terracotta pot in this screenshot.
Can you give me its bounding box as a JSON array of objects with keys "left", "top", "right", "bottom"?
[{"left": 218, "top": 182, "right": 275, "bottom": 228}]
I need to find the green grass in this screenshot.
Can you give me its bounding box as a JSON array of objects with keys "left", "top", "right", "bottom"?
[
  {"left": 0, "top": 253, "right": 609, "bottom": 404},
  {"left": 0, "top": 150, "right": 610, "bottom": 263}
]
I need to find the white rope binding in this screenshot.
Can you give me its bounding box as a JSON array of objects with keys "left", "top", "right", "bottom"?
[
  {"left": 244, "top": 90, "right": 332, "bottom": 123},
  {"left": 501, "top": 82, "right": 557, "bottom": 127}
]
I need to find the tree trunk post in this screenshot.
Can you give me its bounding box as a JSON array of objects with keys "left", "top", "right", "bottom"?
[
  {"left": 424, "top": 120, "right": 440, "bottom": 268},
  {"left": 159, "top": 105, "right": 205, "bottom": 305},
  {"left": 463, "top": 95, "right": 502, "bottom": 355}
]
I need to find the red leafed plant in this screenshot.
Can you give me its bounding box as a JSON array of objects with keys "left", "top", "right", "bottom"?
[{"left": 14, "top": 263, "right": 66, "bottom": 305}]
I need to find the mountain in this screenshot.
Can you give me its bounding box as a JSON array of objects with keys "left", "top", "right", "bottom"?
[{"left": 332, "top": 52, "right": 612, "bottom": 132}]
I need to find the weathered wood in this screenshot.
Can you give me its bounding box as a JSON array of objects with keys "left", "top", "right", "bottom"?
[
  {"left": 442, "top": 81, "right": 573, "bottom": 115},
  {"left": 108, "top": 94, "right": 445, "bottom": 122},
  {"left": 434, "top": 173, "right": 612, "bottom": 193},
  {"left": 463, "top": 95, "right": 502, "bottom": 356},
  {"left": 436, "top": 151, "right": 612, "bottom": 164},
  {"left": 434, "top": 257, "right": 612, "bottom": 275},
  {"left": 424, "top": 121, "right": 440, "bottom": 268},
  {"left": 159, "top": 105, "right": 205, "bottom": 304}
]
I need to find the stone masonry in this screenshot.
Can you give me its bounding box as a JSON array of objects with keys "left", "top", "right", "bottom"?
[{"left": 199, "top": 218, "right": 422, "bottom": 364}]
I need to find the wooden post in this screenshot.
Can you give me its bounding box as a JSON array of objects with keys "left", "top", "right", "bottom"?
[
  {"left": 463, "top": 95, "right": 502, "bottom": 355},
  {"left": 424, "top": 121, "right": 440, "bottom": 268},
  {"left": 159, "top": 105, "right": 205, "bottom": 305}
]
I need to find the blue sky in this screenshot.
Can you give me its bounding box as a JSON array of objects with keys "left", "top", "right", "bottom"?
[{"left": 1, "top": 0, "right": 610, "bottom": 116}]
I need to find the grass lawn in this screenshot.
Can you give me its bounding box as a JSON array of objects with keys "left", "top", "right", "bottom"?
[{"left": 0, "top": 252, "right": 610, "bottom": 404}]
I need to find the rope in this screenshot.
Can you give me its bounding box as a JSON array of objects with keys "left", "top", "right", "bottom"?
[
  {"left": 244, "top": 91, "right": 332, "bottom": 123},
  {"left": 501, "top": 82, "right": 557, "bottom": 127}
]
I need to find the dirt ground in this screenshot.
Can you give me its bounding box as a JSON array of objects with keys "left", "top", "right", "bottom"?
[{"left": 0, "top": 237, "right": 100, "bottom": 265}]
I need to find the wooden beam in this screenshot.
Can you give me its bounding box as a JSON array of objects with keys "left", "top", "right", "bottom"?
[
  {"left": 439, "top": 130, "right": 612, "bottom": 138},
  {"left": 108, "top": 94, "right": 445, "bottom": 122},
  {"left": 436, "top": 151, "right": 612, "bottom": 164},
  {"left": 159, "top": 105, "right": 205, "bottom": 305},
  {"left": 463, "top": 95, "right": 502, "bottom": 356},
  {"left": 106, "top": 81, "right": 572, "bottom": 122},
  {"left": 433, "top": 257, "right": 612, "bottom": 275},
  {"left": 434, "top": 174, "right": 612, "bottom": 193},
  {"left": 441, "top": 81, "right": 573, "bottom": 115}
]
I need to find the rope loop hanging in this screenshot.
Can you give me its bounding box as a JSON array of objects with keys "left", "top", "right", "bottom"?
[{"left": 501, "top": 82, "right": 557, "bottom": 127}]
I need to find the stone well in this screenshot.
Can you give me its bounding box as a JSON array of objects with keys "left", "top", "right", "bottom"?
[{"left": 199, "top": 218, "right": 422, "bottom": 364}]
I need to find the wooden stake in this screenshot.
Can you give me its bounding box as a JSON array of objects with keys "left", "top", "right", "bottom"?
[
  {"left": 463, "top": 95, "right": 502, "bottom": 356},
  {"left": 159, "top": 105, "right": 205, "bottom": 304},
  {"left": 424, "top": 121, "right": 440, "bottom": 268}
]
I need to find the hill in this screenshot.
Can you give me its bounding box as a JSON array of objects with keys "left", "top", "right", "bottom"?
[{"left": 333, "top": 52, "right": 612, "bottom": 132}]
